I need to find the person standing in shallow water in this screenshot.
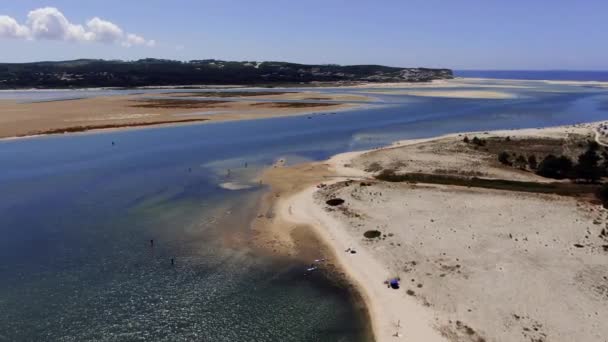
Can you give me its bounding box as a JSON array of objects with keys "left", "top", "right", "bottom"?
[{"left": 150, "top": 239, "right": 154, "bottom": 248}]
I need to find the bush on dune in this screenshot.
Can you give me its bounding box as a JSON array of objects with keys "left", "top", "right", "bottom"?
[{"left": 536, "top": 154, "right": 573, "bottom": 179}]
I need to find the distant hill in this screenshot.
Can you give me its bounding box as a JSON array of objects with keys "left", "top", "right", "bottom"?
[{"left": 0, "top": 59, "right": 453, "bottom": 89}]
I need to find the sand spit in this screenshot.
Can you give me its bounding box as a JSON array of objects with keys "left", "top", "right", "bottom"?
[
  {"left": 264, "top": 122, "right": 608, "bottom": 341},
  {"left": 543, "top": 80, "right": 608, "bottom": 88},
  {"left": 346, "top": 78, "right": 535, "bottom": 90},
  {"left": 0, "top": 91, "right": 364, "bottom": 139},
  {"left": 362, "top": 90, "right": 518, "bottom": 99}
]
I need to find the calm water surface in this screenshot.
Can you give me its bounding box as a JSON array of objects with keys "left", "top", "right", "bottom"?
[{"left": 1, "top": 79, "right": 607, "bottom": 341}]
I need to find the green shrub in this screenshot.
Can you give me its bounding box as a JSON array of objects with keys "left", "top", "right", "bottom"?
[
  {"left": 363, "top": 230, "right": 382, "bottom": 239},
  {"left": 536, "top": 155, "right": 573, "bottom": 179},
  {"left": 471, "top": 136, "right": 486, "bottom": 146},
  {"left": 514, "top": 155, "right": 528, "bottom": 169},
  {"left": 498, "top": 151, "right": 511, "bottom": 165},
  {"left": 527, "top": 155, "right": 538, "bottom": 169},
  {"left": 574, "top": 147, "right": 602, "bottom": 183}
]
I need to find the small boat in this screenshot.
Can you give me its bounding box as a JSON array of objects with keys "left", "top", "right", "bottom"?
[{"left": 306, "top": 266, "right": 318, "bottom": 272}]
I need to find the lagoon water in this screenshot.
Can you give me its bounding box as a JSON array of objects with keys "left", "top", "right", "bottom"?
[
  {"left": 455, "top": 70, "right": 608, "bottom": 82},
  {"left": 1, "top": 79, "right": 607, "bottom": 341}
]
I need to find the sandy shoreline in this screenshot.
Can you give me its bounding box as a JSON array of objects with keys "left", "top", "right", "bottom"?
[{"left": 261, "top": 121, "right": 608, "bottom": 341}]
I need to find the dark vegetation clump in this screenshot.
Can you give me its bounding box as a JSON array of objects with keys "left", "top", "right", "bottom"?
[
  {"left": 374, "top": 171, "right": 599, "bottom": 197},
  {"left": 326, "top": 198, "right": 345, "bottom": 206},
  {"left": 536, "top": 154, "right": 573, "bottom": 179},
  {"left": 533, "top": 141, "right": 604, "bottom": 182},
  {"left": 498, "top": 151, "right": 511, "bottom": 166},
  {"left": 363, "top": 230, "right": 382, "bottom": 239},
  {"left": 375, "top": 169, "right": 405, "bottom": 182},
  {"left": 597, "top": 183, "right": 608, "bottom": 207},
  {"left": 574, "top": 145, "right": 602, "bottom": 183},
  {"left": 365, "top": 162, "right": 383, "bottom": 173},
  {"left": 471, "top": 136, "right": 486, "bottom": 147},
  {"left": 463, "top": 135, "right": 486, "bottom": 146},
  {"left": 514, "top": 155, "right": 528, "bottom": 169},
  {"left": 527, "top": 155, "right": 538, "bottom": 169}
]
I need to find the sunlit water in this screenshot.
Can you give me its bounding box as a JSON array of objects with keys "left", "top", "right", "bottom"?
[{"left": 1, "top": 79, "right": 607, "bottom": 341}]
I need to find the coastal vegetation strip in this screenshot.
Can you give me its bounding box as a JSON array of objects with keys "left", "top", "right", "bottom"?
[{"left": 375, "top": 170, "right": 600, "bottom": 197}]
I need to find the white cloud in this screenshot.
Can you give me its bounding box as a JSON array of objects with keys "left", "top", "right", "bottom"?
[
  {"left": 121, "top": 34, "right": 156, "bottom": 48},
  {"left": 0, "top": 7, "right": 154, "bottom": 47},
  {"left": 86, "top": 17, "right": 123, "bottom": 43},
  {"left": 0, "top": 15, "right": 30, "bottom": 39},
  {"left": 27, "top": 7, "right": 91, "bottom": 42},
  {"left": 122, "top": 33, "right": 144, "bottom": 47}
]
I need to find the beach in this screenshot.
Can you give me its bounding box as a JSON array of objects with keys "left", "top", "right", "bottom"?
[{"left": 262, "top": 122, "right": 608, "bottom": 341}]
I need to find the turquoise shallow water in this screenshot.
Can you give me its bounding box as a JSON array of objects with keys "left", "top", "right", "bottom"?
[{"left": 1, "top": 79, "right": 607, "bottom": 341}]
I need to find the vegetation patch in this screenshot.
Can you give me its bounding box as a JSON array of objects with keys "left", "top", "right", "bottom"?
[
  {"left": 375, "top": 170, "right": 600, "bottom": 198},
  {"left": 364, "top": 162, "right": 383, "bottom": 172},
  {"left": 326, "top": 198, "right": 345, "bottom": 206},
  {"left": 363, "top": 230, "right": 382, "bottom": 239}
]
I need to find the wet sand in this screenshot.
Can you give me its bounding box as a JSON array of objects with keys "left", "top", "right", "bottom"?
[
  {"left": 261, "top": 122, "right": 608, "bottom": 341},
  {"left": 0, "top": 91, "right": 366, "bottom": 139}
]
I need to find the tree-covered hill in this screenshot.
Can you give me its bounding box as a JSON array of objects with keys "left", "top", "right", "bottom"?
[{"left": 0, "top": 59, "right": 453, "bottom": 89}]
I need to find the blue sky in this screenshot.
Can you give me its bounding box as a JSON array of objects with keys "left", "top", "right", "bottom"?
[{"left": 0, "top": 0, "right": 606, "bottom": 70}]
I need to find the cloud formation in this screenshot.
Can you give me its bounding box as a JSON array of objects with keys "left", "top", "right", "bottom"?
[{"left": 0, "top": 7, "right": 154, "bottom": 47}]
